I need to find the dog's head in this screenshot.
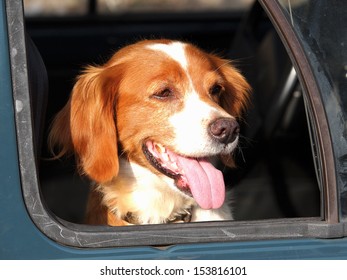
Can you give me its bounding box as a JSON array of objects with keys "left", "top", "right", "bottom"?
[{"left": 49, "top": 39, "right": 250, "bottom": 210}]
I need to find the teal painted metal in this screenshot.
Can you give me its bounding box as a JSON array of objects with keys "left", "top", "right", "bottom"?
[
  {"left": 0, "top": 0, "right": 55, "bottom": 258},
  {"left": 2, "top": 0, "right": 347, "bottom": 260}
]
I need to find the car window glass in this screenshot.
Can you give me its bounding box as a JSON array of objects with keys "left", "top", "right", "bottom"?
[{"left": 278, "top": 0, "right": 347, "bottom": 221}]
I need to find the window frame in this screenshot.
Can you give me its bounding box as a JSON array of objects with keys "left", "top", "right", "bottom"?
[
  {"left": 260, "top": 0, "right": 339, "bottom": 224},
  {"left": 8, "top": 0, "right": 346, "bottom": 249}
]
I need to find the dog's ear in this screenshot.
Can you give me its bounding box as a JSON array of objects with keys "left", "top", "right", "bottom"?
[
  {"left": 49, "top": 65, "right": 121, "bottom": 183},
  {"left": 212, "top": 56, "right": 251, "bottom": 117},
  {"left": 210, "top": 56, "right": 251, "bottom": 168}
]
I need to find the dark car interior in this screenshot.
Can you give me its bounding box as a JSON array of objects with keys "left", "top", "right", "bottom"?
[{"left": 24, "top": 0, "right": 320, "bottom": 224}]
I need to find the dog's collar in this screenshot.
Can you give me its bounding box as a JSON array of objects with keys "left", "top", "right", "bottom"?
[
  {"left": 167, "top": 208, "right": 192, "bottom": 223},
  {"left": 124, "top": 207, "right": 192, "bottom": 225}
]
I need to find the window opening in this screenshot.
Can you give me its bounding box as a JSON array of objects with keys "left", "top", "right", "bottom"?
[{"left": 11, "top": 0, "right": 334, "bottom": 248}]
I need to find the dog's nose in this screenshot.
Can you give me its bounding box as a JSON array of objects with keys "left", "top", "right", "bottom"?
[{"left": 209, "top": 118, "right": 240, "bottom": 144}]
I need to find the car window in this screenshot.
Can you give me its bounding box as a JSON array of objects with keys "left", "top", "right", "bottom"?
[
  {"left": 278, "top": 0, "right": 347, "bottom": 221},
  {"left": 11, "top": 0, "right": 343, "bottom": 248}
]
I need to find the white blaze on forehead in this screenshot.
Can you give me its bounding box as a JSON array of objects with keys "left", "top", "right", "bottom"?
[{"left": 147, "top": 42, "right": 188, "bottom": 70}]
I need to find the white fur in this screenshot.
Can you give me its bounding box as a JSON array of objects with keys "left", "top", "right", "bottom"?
[
  {"left": 191, "top": 204, "right": 233, "bottom": 222},
  {"left": 148, "top": 42, "right": 188, "bottom": 70},
  {"left": 169, "top": 93, "right": 238, "bottom": 157},
  {"left": 103, "top": 158, "right": 232, "bottom": 224}
]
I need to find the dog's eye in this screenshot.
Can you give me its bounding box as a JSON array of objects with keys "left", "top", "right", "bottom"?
[
  {"left": 210, "top": 84, "right": 223, "bottom": 97},
  {"left": 152, "top": 88, "right": 173, "bottom": 100}
]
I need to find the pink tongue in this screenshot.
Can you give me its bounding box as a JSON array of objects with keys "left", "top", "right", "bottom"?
[{"left": 175, "top": 156, "right": 225, "bottom": 209}]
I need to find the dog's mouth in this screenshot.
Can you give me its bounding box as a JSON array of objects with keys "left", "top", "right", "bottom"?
[{"left": 142, "top": 140, "right": 225, "bottom": 209}]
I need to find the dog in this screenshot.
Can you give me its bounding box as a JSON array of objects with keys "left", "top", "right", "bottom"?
[{"left": 49, "top": 39, "right": 250, "bottom": 226}]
